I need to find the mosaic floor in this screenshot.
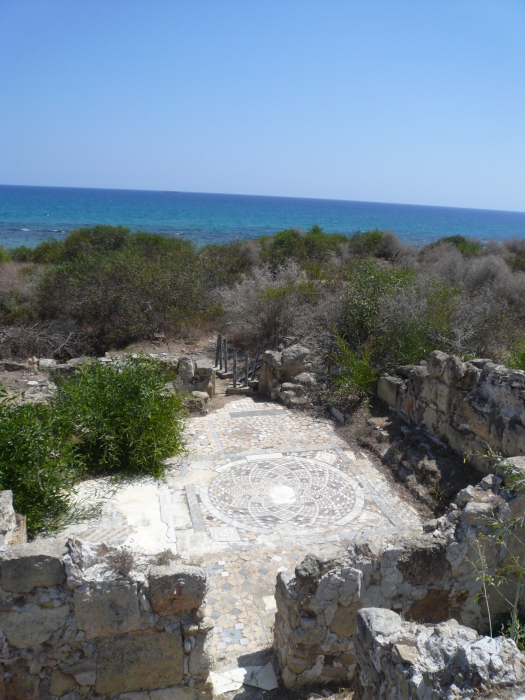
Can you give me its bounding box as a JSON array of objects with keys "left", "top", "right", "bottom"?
[
  {"left": 202, "top": 454, "right": 364, "bottom": 533},
  {"left": 56, "top": 396, "right": 422, "bottom": 677}
]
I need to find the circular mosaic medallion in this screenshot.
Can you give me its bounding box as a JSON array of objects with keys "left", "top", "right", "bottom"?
[{"left": 200, "top": 456, "right": 364, "bottom": 533}]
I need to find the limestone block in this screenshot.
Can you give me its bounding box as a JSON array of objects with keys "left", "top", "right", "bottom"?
[
  {"left": 467, "top": 404, "right": 493, "bottom": 442},
  {"left": 61, "top": 658, "right": 96, "bottom": 686},
  {"left": 401, "top": 390, "right": 416, "bottom": 414},
  {"left": 456, "top": 399, "right": 471, "bottom": 421},
  {"left": 427, "top": 350, "right": 448, "bottom": 379},
  {"left": 462, "top": 364, "right": 481, "bottom": 389},
  {"left": 420, "top": 375, "right": 437, "bottom": 405},
  {"left": 49, "top": 669, "right": 76, "bottom": 697},
  {"left": 188, "top": 634, "right": 212, "bottom": 679},
  {"left": 194, "top": 358, "right": 214, "bottom": 377},
  {"left": 281, "top": 666, "right": 297, "bottom": 688},
  {"left": 178, "top": 357, "right": 194, "bottom": 381},
  {"left": 0, "top": 537, "right": 66, "bottom": 593},
  {"left": 293, "top": 372, "right": 316, "bottom": 385},
  {"left": 290, "top": 620, "right": 326, "bottom": 646},
  {"left": 505, "top": 456, "right": 525, "bottom": 478},
  {"left": 281, "top": 344, "right": 310, "bottom": 371},
  {"left": 392, "top": 643, "right": 418, "bottom": 665},
  {"left": 6, "top": 660, "right": 40, "bottom": 700},
  {"left": 434, "top": 381, "right": 456, "bottom": 413},
  {"left": 480, "top": 474, "right": 502, "bottom": 491},
  {"left": 74, "top": 582, "right": 141, "bottom": 639},
  {"left": 149, "top": 563, "right": 208, "bottom": 616},
  {"left": 406, "top": 365, "right": 428, "bottom": 397},
  {"left": 502, "top": 419, "right": 525, "bottom": 456},
  {"left": 0, "top": 604, "right": 69, "bottom": 648},
  {"left": 461, "top": 501, "right": 495, "bottom": 526},
  {"left": 0, "top": 490, "right": 17, "bottom": 547},
  {"left": 192, "top": 378, "right": 214, "bottom": 398},
  {"left": 377, "top": 375, "right": 406, "bottom": 409},
  {"left": 95, "top": 629, "right": 184, "bottom": 693},
  {"left": 190, "top": 391, "right": 210, "bottom": 404},
  {"left": 442, "top": 355, "right": 467, "bottom": 386},
  {"left": 262, "top": 349, "right": 282, "bottom": 367},
  {"left": 258, "top": 361, "right": 274, "bottom": 396},
  {"left": 356, "top": 607, "right": 403, "bottom": 647},
  {"left": 396, "top": 537, "right": 450, "bottom": 586},
  {"left": 38, "top": 358, "right": 57, "bottom": 370},
  {"left": 329, "top": 602, "right": 362, "bottom": 638},
  {"left": 423, "top": 405, "right": 438, "bottom": 433},
  {"left": 437, "top": 421, "right": 470, "bottom": 454},
  {"left": 287, "top": 653, "right": 313, "bottom": 675}
]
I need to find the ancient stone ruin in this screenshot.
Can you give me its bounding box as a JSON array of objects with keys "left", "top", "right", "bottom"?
[
  {"left": 0, "top": 513, "right": 212, "bottom": 698},
  {"left": 273, "top": 470, "right": 525, "bottom": 696},
  {"left": 1, "top": 348, "right": 525, "bottom": 698},
  {"left": 378, "top": 351, "right": 525, "bottom": 467}
]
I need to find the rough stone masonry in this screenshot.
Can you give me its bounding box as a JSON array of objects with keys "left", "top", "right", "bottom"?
[
  {"left": 377, "top": 351, "right": 525, "bottom": 467},
  {"left": 274, "top": 469, "right": 525, "bottom": 696},
  {"left": 0, "top": 521, "right": 213, "bottom": 699}
]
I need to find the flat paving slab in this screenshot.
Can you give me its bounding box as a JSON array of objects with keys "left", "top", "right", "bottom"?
[{"left": 53, "top": 396, "right": 422, "bottom": 684}]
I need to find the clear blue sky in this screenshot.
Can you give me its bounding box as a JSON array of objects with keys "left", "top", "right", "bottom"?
[{"left": 1, "top": 1, "right": 524, "bottom": 211}]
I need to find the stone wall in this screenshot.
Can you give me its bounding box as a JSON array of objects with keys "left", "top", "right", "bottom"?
[
  {"left": 355, "top": 607, "right": 525, "bottom": 699},
  {"left": 259, "top": 345, "right": 315, "bottom": 407},
  {"left": 273, "top": 474, "right": 524, "bottom": 688},
  {"left": 0, "top": 536, "right": 212, "bottom": 699},
  {"left": 377, "top": 352, "right": 525, "bottom": 468}
]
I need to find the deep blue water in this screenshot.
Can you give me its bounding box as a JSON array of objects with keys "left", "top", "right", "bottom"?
[{"left": 0, "top": 185, "right": 523, "bottom": 248}]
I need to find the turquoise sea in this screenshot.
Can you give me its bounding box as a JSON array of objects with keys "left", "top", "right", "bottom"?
[{"left": 0, "top": 185, "right": 524, "bottom": 248}]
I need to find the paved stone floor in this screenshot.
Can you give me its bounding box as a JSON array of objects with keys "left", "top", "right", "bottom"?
[{"left": 57, "top": 396, "right": 422, "bottom": 685}]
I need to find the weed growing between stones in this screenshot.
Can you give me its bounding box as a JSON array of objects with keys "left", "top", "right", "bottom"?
[{"left": 466, "top": 450, "right": 525, "bottom": 650}]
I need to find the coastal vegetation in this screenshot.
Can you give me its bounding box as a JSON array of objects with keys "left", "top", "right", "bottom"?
[
  {"left": 1, "top": 224, "right": 524, "bottom": 390},
  {"left": 0, "top": 225, "right": 524, "bottom": 640}
]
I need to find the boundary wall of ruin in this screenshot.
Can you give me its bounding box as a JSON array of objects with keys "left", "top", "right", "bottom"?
[
  {"left": 274, "top": 475, "right": 525, "bottom": 690},
  {"left": 0, "top": 514, "right": 212, "bottom": 699},
  {"left": 377, "top": 352, "right": 525, "bottom": 467}
]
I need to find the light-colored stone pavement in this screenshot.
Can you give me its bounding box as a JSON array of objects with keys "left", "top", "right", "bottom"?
[{"left": 57, "top": 396, "right": 422, "bottom": 677}]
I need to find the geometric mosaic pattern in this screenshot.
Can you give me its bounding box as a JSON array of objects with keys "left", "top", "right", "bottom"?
[{"left": 200, "top": 455, "right": 364, "bottom": 534}]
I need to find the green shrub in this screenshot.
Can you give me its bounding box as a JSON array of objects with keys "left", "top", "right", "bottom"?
[
  {"left": 259, "top": 226, "right": 349, "bottom": 269},
  {"left": 259, "top": 228, "right": 304, "bottom": 268},
  {"left": 0, "top": 390, "right": 77, "bottom": 533},
  {"left": 54, "top": 356, "right": 187, "bottom": 476},
  {"left": 0, "top": 247, "right": 11, "bottom": 263},
  {"left": 430, "top": 235, "right": 482, "bottom": 256},
  {"left": 198, "top": 240, "right": 255, "bottom": 289},
  {"left": 508, "top": 338, "right": 525, "bottom": 371},
  {"left": 37, "top": 240, "right": 206, "bottom": 347},
  {"left": 332, "top": 334, "right": 378, "bottom": 402},
  {"left": 333, "top": 259, "right": 458, "bottom": 400},
  {"left": 0, "top": 357, "right": 187, "bottom": 534},
  {"left": 347, "top": 229, "right": 391, "bottom": 257},
  {"left": 508, "top": 253, "right": 525, "bottom": 273},
  {"left": 339, "top": 259, "right": 416, "bottom": 350}
]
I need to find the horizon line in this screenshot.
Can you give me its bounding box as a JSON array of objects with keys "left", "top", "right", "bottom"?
[{"left": 1, "top": 182, "right": 524, "bottom": 216}]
